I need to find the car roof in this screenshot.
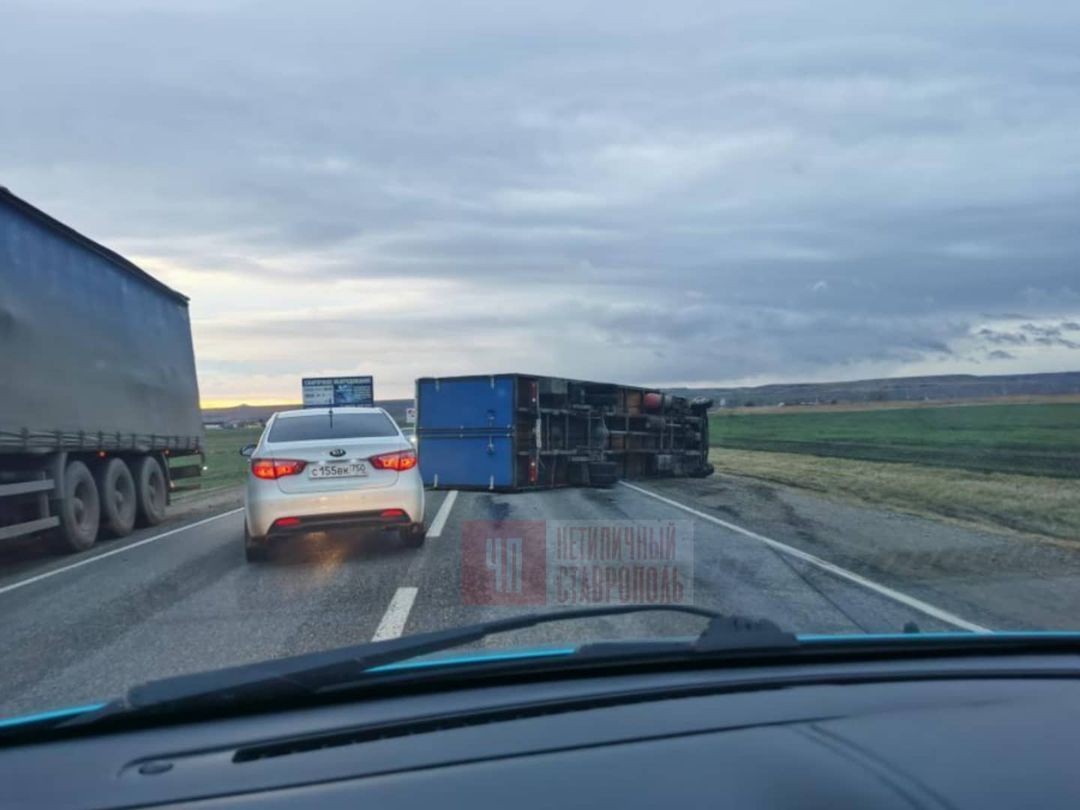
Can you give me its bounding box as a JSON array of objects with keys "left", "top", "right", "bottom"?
[{"left": 273, "top": 407, "right": 387, "bottom": 419}]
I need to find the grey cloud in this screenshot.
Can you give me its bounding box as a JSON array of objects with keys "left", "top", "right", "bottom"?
[
  {"left": 4, "top": 0, "right": 1080, "bottom": 395},
  {"left": 987, "top": 350, "right": 1016, "bottom": 360},
  {"left": 977, "top": 329, "right": 1028, "bottom": 346},
  {"left": 1021, "top": 323, "right": 1062, "bottom": 338},
  {"left": 1028, "top": 334, "right": 1080, "bottom": 348},
  {"left": 976, "top": 323, "right": 1080, "bottom": 351},
  {"left": 199, "top": 296, "right": 971, "bottom": 387}
]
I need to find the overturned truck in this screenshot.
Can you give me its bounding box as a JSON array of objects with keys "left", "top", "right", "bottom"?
[{"left": 415, "top": 373, "right": 714, "bottom": 490}]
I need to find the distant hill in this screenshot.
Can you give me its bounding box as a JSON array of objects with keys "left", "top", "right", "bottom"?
[
  {"left": 202, "top": 399, "right": 414, "bottom": 426},
  {"left": 205, "top": 371, "right": 1080, "bottom": 423},
  {"left": 667, "top": 371, "right": 1080, "bottom": 409}
]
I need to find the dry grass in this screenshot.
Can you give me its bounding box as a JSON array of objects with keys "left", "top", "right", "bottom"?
[{"left": 710, "top": 448, "right": 1080, "bottom": 542}]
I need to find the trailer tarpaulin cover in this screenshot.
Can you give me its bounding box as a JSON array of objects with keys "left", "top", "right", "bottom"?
[{"left": 0, "top": 192, "right": 204, "bottom": 451}]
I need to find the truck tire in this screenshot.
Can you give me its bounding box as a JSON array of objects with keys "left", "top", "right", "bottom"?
[
  {"left": 133, "top": 455, "right": 167, "bottom": 527},
  {"left": 588, "top": 461, "right": 618, "bottom": 488},
  {"left": 94, "top": 458, "right": 137, "bottom": 537},
  {"left": 55, "top": 460, "right": 101, "bottom": 552}
]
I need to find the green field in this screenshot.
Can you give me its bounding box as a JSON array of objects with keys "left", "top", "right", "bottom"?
[
  {"left": 170, "top": 427, "right": 263, "bottom": 497},
  {"left": 710, "top": 403, "right": 1080, "bottom": 478}
]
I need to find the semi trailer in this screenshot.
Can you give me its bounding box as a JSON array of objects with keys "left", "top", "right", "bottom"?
[
  {"left": 0, "top": 188, "right": 204, "bottom": 552},
  {"left": 416, "top": 373, "right": 714, "bottom": 490}
]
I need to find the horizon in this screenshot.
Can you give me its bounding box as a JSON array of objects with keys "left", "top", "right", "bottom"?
[{"left": 198, "top": 367, "right": 1080, "bottom": 410}]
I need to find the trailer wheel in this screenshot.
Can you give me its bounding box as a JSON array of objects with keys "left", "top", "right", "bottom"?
[
  {"left": 94, "top": 458, "right": 137, "bottom": 537},
  {"left": 588, "top": 461, "right": 618, "bottom": 488},
  {"left": 133, "top": 455, "right": 167, "bottom": 527},
  {"left": 55, "top": 461, "right": 101, "bottom": 552}
]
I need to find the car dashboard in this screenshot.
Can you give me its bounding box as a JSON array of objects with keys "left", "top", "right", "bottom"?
[{"left": 3, "top": 653, "right": 1079, "bottom": 809}]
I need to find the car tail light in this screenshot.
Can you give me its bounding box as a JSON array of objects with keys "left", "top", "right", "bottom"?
[
  {"left": 273, "top": 517, "right": 302, "bottom": 528},
  {"left": 369, "top": 450, "right": 418, "bottom": 471},
  {"left": 380, "top": 509, "right": 405, "bottom": 518},
  {"left": 251, "top": 459, "right": 307, "bottom": 479}
]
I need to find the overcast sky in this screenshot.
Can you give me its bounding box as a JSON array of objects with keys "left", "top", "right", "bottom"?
[{"left": 3, "top": 1, "right": 1080, "bottom": 404}]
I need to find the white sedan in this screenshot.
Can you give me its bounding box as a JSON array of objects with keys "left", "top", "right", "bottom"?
[{"left": 241, "top": 407, "right": 425, "bottom": 562}]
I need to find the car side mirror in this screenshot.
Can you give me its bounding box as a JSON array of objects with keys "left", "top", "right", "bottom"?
[{"left": 240, "top": 444, "right": 256, "bottom": 457}]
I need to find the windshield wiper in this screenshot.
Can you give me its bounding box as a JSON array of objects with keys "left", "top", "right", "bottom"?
[{"left": 65, "top": 605, "right": 796, "bottom": 727}]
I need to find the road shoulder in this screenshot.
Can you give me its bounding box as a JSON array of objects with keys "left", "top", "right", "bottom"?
[
  {"left": 644, "top": 474, "right": 1080, "bottom": 630},
  {"left": 709, "top": 448, "right": 1080, "bottom": 545}
]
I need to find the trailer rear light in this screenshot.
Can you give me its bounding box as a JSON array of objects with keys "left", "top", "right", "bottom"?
[
  {"left": 369, "top": 450, "right": 418, "bottom": 471},
  {"left": 273, "top": 517, "right": 302, "bottom": 528},
  {"left": 251, "top": 459, "right": 308, "bottom": 479}
]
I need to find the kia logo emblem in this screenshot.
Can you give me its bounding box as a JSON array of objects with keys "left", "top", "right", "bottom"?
[{"left": 329, "top": 448, "right": 346, "bottom": 457}]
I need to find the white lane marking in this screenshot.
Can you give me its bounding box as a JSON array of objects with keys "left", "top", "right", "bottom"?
[
  {"left": 620, "top": 482, "right": 989, "bottom": 633},
  {"left": 0, "top": 508, "right": 244, "bottom": 598},
  {"left": 426, "top": 490, "right": 458, "bottom": 538},
  {"left": 372, "top": 586, "right": 419, "bottom": 640}
]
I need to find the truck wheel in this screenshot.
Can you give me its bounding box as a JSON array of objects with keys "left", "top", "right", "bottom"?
[
  {"left": 55, "top": 460, "right": 101, "bottom": 552},
  {"left": 133, "top": 456, "right": 167, "bottom": 527},
  {"left": 94, "top": 458, "right": 137, "bottom": 537},
  {"left": 587, "top": 461, "right": 618, "bottom": 488}
]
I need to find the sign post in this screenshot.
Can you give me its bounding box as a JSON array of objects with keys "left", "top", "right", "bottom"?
[{"left": 302, "top": 376, "right": 374, "bottom": 408}]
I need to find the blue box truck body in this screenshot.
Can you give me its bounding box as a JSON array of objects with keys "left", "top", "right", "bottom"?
[{"left": 416, "top": 374, "right": 712, "bottom": 491}]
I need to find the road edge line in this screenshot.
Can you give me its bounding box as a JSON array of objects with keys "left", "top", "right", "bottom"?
[
  {"left": 0, "top": 508, "right": 244, "bottom": 597},
  {"left": 619, "top": 481, "right": 989, "bottom": 633}
]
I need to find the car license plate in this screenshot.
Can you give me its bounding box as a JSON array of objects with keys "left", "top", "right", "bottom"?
[{"left": 310, "top": 462, "right": 369, "bottom": 479}]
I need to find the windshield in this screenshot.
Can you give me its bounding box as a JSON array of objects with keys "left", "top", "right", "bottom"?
[
  {"left": 267, "top": 412, "right": 400, "bottom": 443},
  {"left": 2, "top": 0, "right": 1080, "bottom": 724}
]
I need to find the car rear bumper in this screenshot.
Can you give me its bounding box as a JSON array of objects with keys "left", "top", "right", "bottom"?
[
  {"left": 264, "top": 509, "right": 415, "bottom": 539},
  {"left": 245, "top": 471, "right": 424, "bottom": 538}
]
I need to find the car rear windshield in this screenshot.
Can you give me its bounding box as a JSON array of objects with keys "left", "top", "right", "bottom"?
[{"left": 267, "top": 413, "right": 399, "bottom": 442}]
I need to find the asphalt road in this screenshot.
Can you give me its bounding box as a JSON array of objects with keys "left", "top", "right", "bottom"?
[{"left": 2, "top": 476, "right": 1079, "bottom": 718}]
